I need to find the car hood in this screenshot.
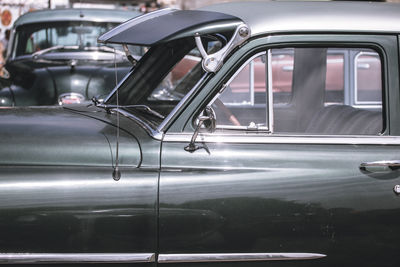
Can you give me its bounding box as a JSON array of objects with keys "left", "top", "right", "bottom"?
[{"left": 0, "top": 106, "right": 141, "bottom": 167}]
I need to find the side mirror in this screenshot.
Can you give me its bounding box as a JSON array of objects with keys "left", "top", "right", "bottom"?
[
  {"left": 0, "top": 66, "right": 11, "bottom": 87},
  {"left": 201, "top": 106, "right": 216, "bottom": 133},
  {"left": 0, "top": 67, "right": 10, "bottom": 79},
  {"left": 184, "top": 106, "right": 216, "bottom": 153}
]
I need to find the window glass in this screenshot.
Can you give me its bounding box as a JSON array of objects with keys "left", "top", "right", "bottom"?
[
  {"left": 14, "top": 22, "right": 144, "bottom": 57},
  {"left": 271, "top": 49, "right": 293, "bottom": 104},
  {"left": 211, "top": 47, "right": 383, "bottom": 135},
  {"left": 325, "top": 52, "right": 345, "bottom": 104},
  {"left": 214, "top": 52, "right": 267, "bottom": 129},
  {"left": 269, "top": 48, "right": 346, "bottom": 105},
  {"left": 355, "top": 52, "right": 382, "bottom": 104},
  {"left": 148, "top": 49, "right": 202, "bottom": 101}
]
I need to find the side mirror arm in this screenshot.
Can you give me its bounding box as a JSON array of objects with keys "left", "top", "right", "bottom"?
[
  {"left": 184, "top": 107, "right": 216, "bottom": 153},
  {"left": 195, "top": 23, "right": 250, "bottom": 73},
  {"left": 184, "top": 115, "right": 209, "bottom": 153}
]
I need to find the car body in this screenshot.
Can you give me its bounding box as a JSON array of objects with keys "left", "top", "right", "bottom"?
[
  {"left": 0, "top": 8, "right": 142, "bottom": 106},
  {"left": 1, "top": 2, "right": 400, "bottom": 267}
]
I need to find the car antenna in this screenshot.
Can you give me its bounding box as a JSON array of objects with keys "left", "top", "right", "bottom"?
[{"left": 112, "top": 47, "right": 121, "bottom": 181}]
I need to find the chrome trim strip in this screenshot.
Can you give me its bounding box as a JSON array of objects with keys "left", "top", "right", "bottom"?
[
  {"left": 354, "top": 51, "right": 382, "bottom": 106},
  {"left": 0, "top": 253, "right": 155, "bottom": 264},
  {"left": 164, "top": 132, "right": 400, "bottom": 145},
  {"left": 114, "top": 108, "right": 163, "bottom": 140},
  {"left": 158, "top": 253, "right": 326, "bottom": 263},
  {"left": 250, "top": 59, "right": 255, "bottom": 105},
  {"left": 267, "top": 49, "right": 274, "bottom": 132}
]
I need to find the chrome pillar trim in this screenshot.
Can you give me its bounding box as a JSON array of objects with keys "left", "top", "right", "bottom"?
[
  {"left": 267, "top": 49, "right": 274, "bottom": 133},
  {"left": 158, "top": 253, "right": 326, "bottom": 263},
  {"left": 164, "top": 133, "right": 400, "bottom": 145},
  {"left": 0, "top": 253, "right": 155, "bottom": 264}
]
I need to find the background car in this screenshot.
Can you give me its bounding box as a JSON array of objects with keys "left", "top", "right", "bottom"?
[{"left": 0, "top": 8, "right": 142, "bottom": 106}]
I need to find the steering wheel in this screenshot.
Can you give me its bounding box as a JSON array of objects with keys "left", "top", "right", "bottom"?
[{"left": 213, "top": 98, "right": 241, "bottom": 126}]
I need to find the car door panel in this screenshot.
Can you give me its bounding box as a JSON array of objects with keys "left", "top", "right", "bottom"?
[
  {"left": 0, "top": 166, "right": 157, "bottom": 267},
  {"left": 159, "top": 138, "right": 400, "bottom": 267}
]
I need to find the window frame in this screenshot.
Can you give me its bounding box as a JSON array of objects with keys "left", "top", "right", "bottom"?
[
  {"left": 164, "top": 34, "right": 398, "bottom": 137},
  {"left": 210, "top": 51, "right": 270, "bottom": 131},
  {"left": 207, "top": 45, "right": 386, "bottom": 136},
  {"left": 353, "top": 51, "right": 383, "bottom": 108}
]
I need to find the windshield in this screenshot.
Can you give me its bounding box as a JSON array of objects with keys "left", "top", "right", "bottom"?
[
  {"left": 105, "top": 37, "right": 209, "bottom": 127},
  {"left": 12, "top": 21, "right": 143, "bottom": 58}
]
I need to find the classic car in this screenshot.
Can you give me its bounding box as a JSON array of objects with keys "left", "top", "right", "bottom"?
[
  {"left": 0, "top": 8, "right": 142, "bottom": 106},
  {"left": 1, "top": 2, "right": 400, "bottom": 267}
]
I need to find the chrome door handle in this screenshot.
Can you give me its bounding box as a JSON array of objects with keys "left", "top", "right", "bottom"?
[{"left": 360, "top": 160, "right": 400, "bottom": 172}]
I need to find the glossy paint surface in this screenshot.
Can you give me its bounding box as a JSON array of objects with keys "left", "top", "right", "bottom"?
[
  {"left": 1, "top": 2, "right": 400, "bottom": 267},
  {"left": 159, "top": 140, "right": 400, "bottom": 267},
  {"left": 0, "top": 107, "right": 141, "bottom": 166},
  {"left": 0, "top": 106, "right": 159, "bottom": 267},
  {"left": 158, "top": 32, "right": 400, "bottom": 267},
  {"left": 201, "top": 2, "right": 400, "bottom": 36}
]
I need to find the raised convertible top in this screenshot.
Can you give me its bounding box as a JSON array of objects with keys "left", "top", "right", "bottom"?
[{"left": 98, "top": 8, "right": 242, "bottom": 46}]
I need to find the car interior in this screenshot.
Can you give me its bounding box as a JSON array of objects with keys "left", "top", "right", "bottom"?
[{"left": 213, "top": 47, "right": 383, "bottom": 135}]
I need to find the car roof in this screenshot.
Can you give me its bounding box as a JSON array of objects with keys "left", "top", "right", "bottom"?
[
  {"left": 99, "top": 1, "right": 400, "bottom": 47},
  {"left": 200, "top": 1, "right": 400, "bottom": 36},
  {"left": 13, "top": 8, "right": 142, "bottom": 28}
]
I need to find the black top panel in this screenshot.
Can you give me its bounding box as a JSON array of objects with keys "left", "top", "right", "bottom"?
[{"left": 98, "top": 9, "right": 241, "bottom": 46}]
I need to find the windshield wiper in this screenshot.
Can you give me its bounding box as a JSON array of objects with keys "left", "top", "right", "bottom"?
[
  {"left": 96, "top": 103, "right": 165, "bottom": 119},
  {"left": 32, "top": 45, "right": 80, "bottom": 58},
  {"left": 85, "top": 46, "right": 125, "bottom": 56}
]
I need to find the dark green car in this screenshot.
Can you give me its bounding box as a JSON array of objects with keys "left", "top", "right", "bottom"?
[
  {"left": 1, "top": 2, "right": 400, "bottom": 267},
  {"left": 0, "top": 8, "right": 141, "bottom": 106}
]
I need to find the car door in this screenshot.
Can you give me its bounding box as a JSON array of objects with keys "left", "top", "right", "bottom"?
[
  {"left": 158, "top": 34, "right": 400, "bottom": 267},
  {"left": 0, "top": 112, "right": 158, "bottom": 267}
]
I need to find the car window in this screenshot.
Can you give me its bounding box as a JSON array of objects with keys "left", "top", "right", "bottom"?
[
  {"left": 210, "top": 47, "right": 383, "bottom": 135},
  {"left": 13, "top": 22, "right": 142, "bottom": 57},
  {"left": 355, "top": 52, "right": 382, "bottom": 106},
  {"left": 215, "top": 52, "right": 268, "bottom": 129},
  {"left": 148, "top": 51, "right": 202, "bottom": 102}
]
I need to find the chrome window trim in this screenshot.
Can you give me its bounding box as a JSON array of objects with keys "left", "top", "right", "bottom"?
[
  {"left": 210, "top": 51, "right": 268, "bottom": 131},
  {"left": 114, "top": 108, "right": 163, "bottom": 140},
  {"left": 354, "top": 51, "right": 382, "bottom": 106},
  {"left": 158, "top": 253, "right": 326, "bottom": 263},
  {"left": 0, "top": 253, "right": 155, "bottom": 264},
  {"left": 249, "top": 59, "right": 255, "bottom": 105},
  {"left": 213, "top": 51, "right": 266, "bottom": 105},
  {"left": 352, "top": 104, "right": 382, "bottom": 109},
  {"left": 164, "top": 132, "right": 400, "bottom": 145},
  {"left": 267, "top": 49, "right": 274, "bottom": 132}
]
